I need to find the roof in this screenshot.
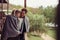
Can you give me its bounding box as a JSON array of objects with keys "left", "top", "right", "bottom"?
[{"left": 0, "top": 0, "right": 7, "bottom": 3}]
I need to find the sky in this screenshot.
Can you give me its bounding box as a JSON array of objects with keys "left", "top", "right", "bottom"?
[{"left": 9, "top": 0, "right": 59, "bottom": 8}]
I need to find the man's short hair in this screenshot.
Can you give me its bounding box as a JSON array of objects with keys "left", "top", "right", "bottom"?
[{"left": 21, "top": 8, "right": 27, "bottom": 13}]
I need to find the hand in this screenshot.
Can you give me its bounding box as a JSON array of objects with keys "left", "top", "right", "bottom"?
[{"left": 17, "top": 31, "right": 21, "bottom": 34}]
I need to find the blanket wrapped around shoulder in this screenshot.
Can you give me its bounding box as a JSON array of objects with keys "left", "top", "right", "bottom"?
[{"left": 1, "top": 15, "right": 20, "bottom": 40}]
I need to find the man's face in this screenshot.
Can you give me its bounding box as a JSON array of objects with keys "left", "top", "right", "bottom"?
[{"left": 21, "top": 11, "right": 26, "bottom": 17}]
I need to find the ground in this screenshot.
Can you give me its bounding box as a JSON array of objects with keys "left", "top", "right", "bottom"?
[{"left": 0, "top": 29, "right": 56, "bottom": 40}]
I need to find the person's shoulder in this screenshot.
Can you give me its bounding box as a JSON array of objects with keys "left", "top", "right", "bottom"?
[
  {"left": 6, "top": 15, "right": 11, "bottom": 18},
  {"left": 25, "top": 16, "right": 29, "bottom": 20},
  {"left": 26, "top": 16, "right": 29, "bottom": 18},
  {"left": 6, "top": 15, "right": 15, "bottom": 19}
]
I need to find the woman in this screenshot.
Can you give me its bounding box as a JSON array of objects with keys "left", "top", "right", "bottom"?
[{"left": 1, "top": 10, "right": 21, "bottom": 40}]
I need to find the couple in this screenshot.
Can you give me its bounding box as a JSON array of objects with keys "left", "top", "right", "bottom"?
[{"left": 1, "top": 8, "right": 30, "bottom": 40}]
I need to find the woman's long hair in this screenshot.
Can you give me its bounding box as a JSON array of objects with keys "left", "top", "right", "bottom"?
[
  {"left": 11, "top": 10, "right": 21, "bottom": 18},
  {"left": 11, "top": 10, "right": 16, "bottom": 16}
]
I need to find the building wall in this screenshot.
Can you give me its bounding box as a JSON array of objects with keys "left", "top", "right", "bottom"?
[{"left": 0, "top": 3, "right": 8, "bottom": 10}]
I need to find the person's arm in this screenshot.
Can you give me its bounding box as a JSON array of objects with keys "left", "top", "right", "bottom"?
[
  {"left": 26, "top": 17, "right": 30, "bottom": 32},
  {"left": 24, "top": 17, "right": 30, "bottom": 40},
  {"left": 6, "top": 15, "right": 20, "bottom": 35},
  {"left": 10, "top": 16, "right": 20, "bottom": 34}
]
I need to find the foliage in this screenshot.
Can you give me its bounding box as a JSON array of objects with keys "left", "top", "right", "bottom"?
[
  {"left": 27, "top": 12, "right": 47, "bottom": 33},
  {"left": 26, "top": 6, "right": 56, "bottom": 33},
  {"left": 28, "top": 6, "right": 56, "bottom": 23}
]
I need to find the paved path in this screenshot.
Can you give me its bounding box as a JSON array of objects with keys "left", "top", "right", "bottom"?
[{"left": 41, "top": 33, "right": 56, "bottom": 40}]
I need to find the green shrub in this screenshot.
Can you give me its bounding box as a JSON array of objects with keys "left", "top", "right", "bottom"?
[{"left": 27, "top": 12, "right": 47, "bottom": 33}]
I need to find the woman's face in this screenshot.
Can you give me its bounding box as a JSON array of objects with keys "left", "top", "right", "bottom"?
[{"left": 16, "top": 13, "right": 20, "bottom": 18}]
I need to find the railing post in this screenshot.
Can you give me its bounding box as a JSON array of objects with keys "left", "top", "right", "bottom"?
[
  {"left": 24, "top": 0, "right": 26, "bottom": 8},
  {"left": 7, "top": 0, "right": 9, "bottom": 14}
]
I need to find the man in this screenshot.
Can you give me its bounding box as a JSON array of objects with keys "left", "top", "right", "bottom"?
[
  {"left": 1, "top": 10, "right": 21, "bottom": 40},
  {"left": 18, "top": 8, "right": 30, "bottom": 40}
]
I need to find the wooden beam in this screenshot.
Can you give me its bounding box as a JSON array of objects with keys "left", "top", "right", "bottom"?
[
  {"left": 24, "top": 0, "right": 26, "bottom": 8},
  {"left": 7, "top": 0, "right": 9, "bottom": 14}
]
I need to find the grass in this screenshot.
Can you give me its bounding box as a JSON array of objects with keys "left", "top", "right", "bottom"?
[
  {"left": 28, "top": 33, "right": 43, "bottom": 40},
  {"left": 29, "top": 36, "right": 43, "bottom": 40},
  {"left": 47, "top": 29, "right": 56, "bottom": 39},
  {"left": 27, "top": 29, "right": 56, "bottom": 40}
]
